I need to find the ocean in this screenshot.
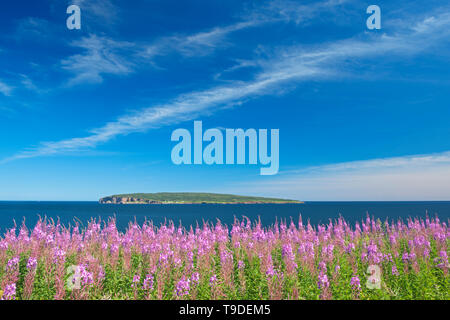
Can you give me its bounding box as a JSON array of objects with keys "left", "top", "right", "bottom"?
[{"left": 0, "top": 201, "right": 449, "bottom": 232}]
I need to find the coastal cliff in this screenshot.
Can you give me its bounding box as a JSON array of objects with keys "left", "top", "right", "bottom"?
[{"left": 99, "top": 196, "right": 165, "bottom": 204}]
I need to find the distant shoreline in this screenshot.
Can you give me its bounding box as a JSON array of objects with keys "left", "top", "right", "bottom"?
[
  {"left": 99, "top": 192, "right": 303, "bottom": 205},
  {"left": 99, "top": 201, "right": 304, "bottom": 205}
]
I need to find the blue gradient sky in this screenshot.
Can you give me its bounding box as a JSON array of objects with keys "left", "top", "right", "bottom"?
[{"left": 0, "top": 0, "right": 449, "bottom": 201}]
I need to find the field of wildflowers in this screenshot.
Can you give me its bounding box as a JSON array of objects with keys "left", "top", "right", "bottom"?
[{"left": 0, "top": 215, "right": 448, "bottom": 300}]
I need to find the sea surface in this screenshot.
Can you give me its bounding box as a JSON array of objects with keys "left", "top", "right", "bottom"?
[{"left": 0, "top": 201, "right": 449, "bottom": 232}]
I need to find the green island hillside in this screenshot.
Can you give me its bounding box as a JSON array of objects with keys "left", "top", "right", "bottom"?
[{"left": 99, "top": 192, "right": 302, "bottom": 204}]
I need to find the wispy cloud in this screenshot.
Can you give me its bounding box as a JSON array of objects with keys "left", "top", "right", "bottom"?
[
  {"left": 2, "top": 8, "right": 450, "bottom": 163},
  {"left": 235, "top": 151, "right": 450, "bottom": 201},
  {"left": 70, "top": 0, "right": 120, "bottom": 25},
  {"left": 61, "top": 35, "right": 135, "bottom": 85},
  {"left": 18, "top": 74, "right": 48, "bottom": 95},
  {"left": 57, "top": 0, "right": 350, "bottom": 86},
  {"left": 12, "top": 17, "right": 57, "bottom": 42},
  {"left": 60, "top": 20, "right": 255, "bottom": 86},
  {"left": 60, "top": 18, "right": 261, "bottom": 85},
  {"left": 140, "top": 0, "right": 351, "bottom": 59},
  {"left": 249, "top": 0, "right": 352, "bottom": 25},
  {"left": 0, "top": 80, "right": 14, "bottom": 96},
  {"left": 140, "top": 20, "right": 261, "bottom": 59}
]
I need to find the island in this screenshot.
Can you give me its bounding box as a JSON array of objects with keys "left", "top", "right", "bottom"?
[{"left": 99, "top": 192, "right": 302, "bottom": 204}]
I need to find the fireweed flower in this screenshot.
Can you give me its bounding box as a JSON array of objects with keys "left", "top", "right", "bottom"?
[
  {"left": 282, "top": 243, "right": 298, "bottom": 270},
  {"left": 53, "top": 248, "right": 66, "bottom": 263},
  {"left": 159, "top": 253, "right": 169, "bottom": 265},
  {"left": 26, "top": 257, "right": 38, "bottom": 271},
  {"left": 176, "top": 277, "right": 190, "bottom": 297},
  {"left": 434, "top": 251, "right": 449, "bottom": 269},
  {"left": 389, "top": 235, "right": 397, "bottom": 245},
  {"left": 392, "top": 265, "right": 400, "bottom": 276},
  {"left": 402, "top": 252, "right": 409, "bottom": 263},
  {"left": 366, "top": 242, "right": 382, "bottom": 264},
  {"left": 345, "top": 243, "right": 355, "bottom": 254},
  {"left": 322, "top": 244, "right": 334, "bottom": 260},
  {"left": 209, "top": 275, "right": 217, "bottom": 287},
  {"left": 98, "top": 266, "right": 105, "bottom": 281},
  {"left": 383, "top": 253, "right": 393, "bottom": 263},
  {"left": 110, "top": 243, "right": 119, "bottom": 254},
  {"left": 350, "top": 276, "right": 361, "bottom": 291},
  {"left": 439, "top": 251, "right": 448, "bottom": 263},
  {"left": 318, "top": 273, "right": 329, "bottom": 289},
  {"left": 0, "top": 216, "right": 447, "bottom": 300},
  {"left": 187, "top": 251, "right": 194, "bottom": 263},
  {"left": 282, "top": 244, "right": 293, "bottom": 257},
  {"left": 6, "top": 256, "right": 20, "bottom": 272},
  {"left": 1, "top": 283, "right": 16, "bottom": 300},
  {"left": 174, "top": 257, "right": 182, "bottom": 267},
  {"left": 266, "top": 265, "right": 276, "bottom": 278},
  {"left": 220, "top": 249, "right": 233, "bottom": 264},
  {"left": 74, "top": 265, "right": 94, "bottom": 286},
  {"left": 191, "top": 272, "right": 200, "bottom": 285},
  {"left": 132, "top": 275, "right": 141, "bottom": 288},
  {"left": 143, "top": 274, "right": 154, "bottom": 291},
  {"left": 45, "top": 234, "right": 54, "bottom": 245},
  {"left": 0, "top": 241, "right": 8, "bottom": 250},
  {"left": 318, "top": 261, "right": 327, "bottom": 272}
]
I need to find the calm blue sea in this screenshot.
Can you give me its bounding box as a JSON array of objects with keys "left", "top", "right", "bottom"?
[{"left": 0, "top": 201, "right": 449, "bottom": 232}]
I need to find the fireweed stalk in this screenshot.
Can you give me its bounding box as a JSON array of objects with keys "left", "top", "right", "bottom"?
[
  {"left": 0, "top": 216, "right": 448, "bottom": 300},
  {"left": 23, "top": 257, "right": 37, "bottom": 299}
]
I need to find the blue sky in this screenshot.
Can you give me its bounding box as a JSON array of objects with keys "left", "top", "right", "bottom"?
[{"left": 0, "top": 0, "right": 449, "bottom": 201}]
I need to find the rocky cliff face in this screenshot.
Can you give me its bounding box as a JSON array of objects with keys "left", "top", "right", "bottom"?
[{"left": 99, "top": 196, "right": 162, "bottom": 204}]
